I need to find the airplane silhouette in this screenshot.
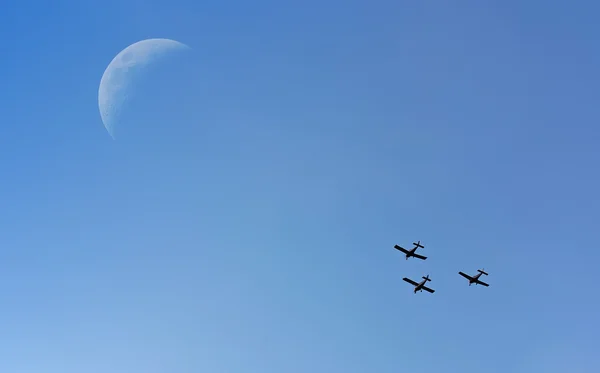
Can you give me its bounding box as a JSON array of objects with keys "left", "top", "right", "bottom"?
[
  {"left": 403, "top": 275, "right": 435, "bottom": 294},
  {"left": 394, "top": 241, "right": 427, "bottom": 260},
  {"left": 458, "top": 269, "right": 489, "bottom": 287}
]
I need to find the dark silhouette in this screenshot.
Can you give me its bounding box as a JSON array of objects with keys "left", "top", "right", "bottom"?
[
  {"left": 394, "top": 240, "right": 427, "bottom": 260},
  {"left": 458, "top": 269, "right": 490, "bottom": 287},
  {"left": 403, "top": 275, "right": 435, "bottom": 294}
]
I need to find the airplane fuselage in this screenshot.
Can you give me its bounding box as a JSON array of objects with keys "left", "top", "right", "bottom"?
[
  {"left": 414, "top": 279, "right": 429, "bottom": 293},
  {"left": 469, "top": 272, "right": 482, "bottom": 284}
]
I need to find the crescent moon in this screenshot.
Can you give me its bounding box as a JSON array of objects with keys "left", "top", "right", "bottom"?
[{"left": 98, "top": 38, "right": 191, "bottom": 138}]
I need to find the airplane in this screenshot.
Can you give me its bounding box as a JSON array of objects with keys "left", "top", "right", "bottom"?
[
  {"left": 393, "top": 240, "right": 427, "bottom": 260},
  {"left": 458, "top": 269, "right": 489, "bottom": 287},
  {"left": 403, "top": 275, "right": 435, "bottom": 294}
]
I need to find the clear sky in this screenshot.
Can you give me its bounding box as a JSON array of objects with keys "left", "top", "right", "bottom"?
[{"left": 1, "top": 0, "right": 599, "bottom": 372}]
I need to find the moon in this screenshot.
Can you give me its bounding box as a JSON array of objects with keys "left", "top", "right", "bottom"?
[{"left": 98, "top": 38, "right": 191, "bottom": 138}]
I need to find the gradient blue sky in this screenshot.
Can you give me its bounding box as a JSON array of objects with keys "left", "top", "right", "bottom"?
[{"left": 1, "top": 1, "right": 599, "bottom": 372}]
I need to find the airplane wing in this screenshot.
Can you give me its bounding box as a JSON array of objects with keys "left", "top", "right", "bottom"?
[
  {"left": 458, "top": 272, "right": 473, "bottom": 281},
  {"left": 412, "top": 253, "right": 427, "bottom": 260},
  {"left": 476, "top": 280, "right": 489, "bottom": 287},
  {"left": 421, "top": 286, "right": 435, "bottom": 293},
  {"left": 394, "top": 245, "right": 410, "bottom": 255},
  {"left": 403, "top": 278, "right": 419, "bottom": 286}
]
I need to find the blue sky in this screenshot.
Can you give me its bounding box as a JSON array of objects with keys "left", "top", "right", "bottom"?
[{"left": 1, "top": 0, "right": 599, "bottom": 372}]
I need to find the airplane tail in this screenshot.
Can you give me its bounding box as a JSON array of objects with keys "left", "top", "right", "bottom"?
[
  {"left": 413, "top": 241, "right": 424, "bottom": 248},
  {"left": 477, "top": 269, "right": 489, "bottom": 276},
  {"left": 422, "top": 275, "right": 431, "bottom": 282}
]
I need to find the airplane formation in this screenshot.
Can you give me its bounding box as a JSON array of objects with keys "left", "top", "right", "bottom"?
[{"left": 393, "top": 241, "right": 490, "bottom": 294}]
